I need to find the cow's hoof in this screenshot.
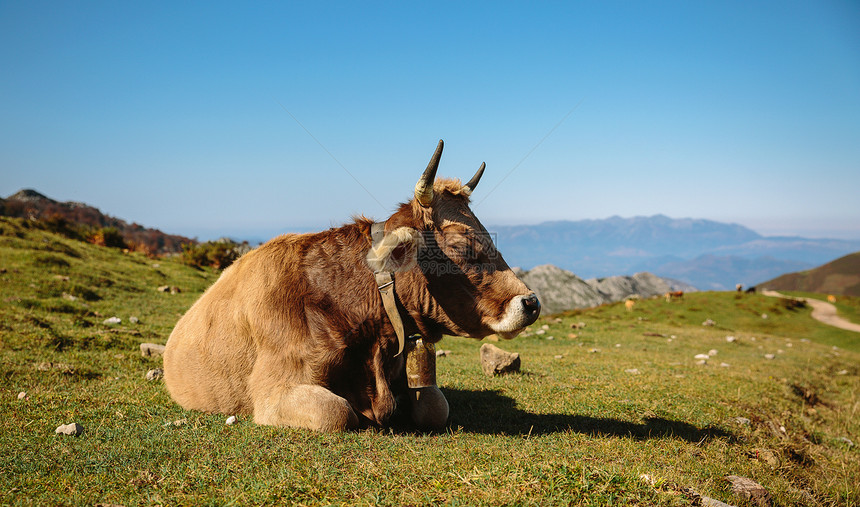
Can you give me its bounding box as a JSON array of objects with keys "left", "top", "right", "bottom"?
[{"left": 408, "top": 386, "right": 449, "bottom": 431}]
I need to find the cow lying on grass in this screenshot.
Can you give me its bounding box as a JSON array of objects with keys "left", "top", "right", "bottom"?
[{"left": 164, "top": 140, "right": 541, "bottom": 431}]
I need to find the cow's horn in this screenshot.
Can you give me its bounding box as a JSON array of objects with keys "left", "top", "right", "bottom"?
[
  {"left": 463, "top": 162, "right": 485, "bottom": 195},
  {"left": 415, "top": 140, "right": 443, "bottom": 207}
]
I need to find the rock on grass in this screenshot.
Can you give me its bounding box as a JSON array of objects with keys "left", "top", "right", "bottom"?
[
  {"left": 55, "top": 423, "right": 84, "bottom": 436},
  {"left": 140, "top": 343, "right": 166, "bottom": 358},
  {"left": 480, "top": 343, "right": 520, "bottom": 376},
  {"left": 726, "top": 475, "right": 772, "bottom": 506}
]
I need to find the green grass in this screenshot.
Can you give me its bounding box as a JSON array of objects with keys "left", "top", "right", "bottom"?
[{"left": 2, "top": 216, "right": 858, "bottom": 505}]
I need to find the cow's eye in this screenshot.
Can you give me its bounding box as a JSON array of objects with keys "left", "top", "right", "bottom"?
[
  {"left": 458, "top": 233, "right": 484, "bottom": 260},
  {"left": 445, "top": 234, "right": 466, "bottom": 250},
  {"left": 439, "top": 230, "right": 468, "bottom": 255}
]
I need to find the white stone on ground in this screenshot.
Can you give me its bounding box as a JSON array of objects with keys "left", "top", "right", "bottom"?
[
  {"left": 55, "top": 423, "right": 83, "bottom": 436},
  {"left": 140, "top": 343, "right": 166, "bottom": 358}
]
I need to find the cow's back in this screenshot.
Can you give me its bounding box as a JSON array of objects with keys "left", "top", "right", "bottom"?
[{"left": 163, "top": 235, "right": 305, "bottom": 415}]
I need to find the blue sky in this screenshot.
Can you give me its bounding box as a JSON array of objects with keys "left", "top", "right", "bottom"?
[{"left": 2, "top": 1, "right": 859, "bottom": 241}]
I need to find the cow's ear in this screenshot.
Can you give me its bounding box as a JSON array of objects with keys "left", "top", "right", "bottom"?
[{"left": 367, "top": 227, "right": 423, "bottom": 273}]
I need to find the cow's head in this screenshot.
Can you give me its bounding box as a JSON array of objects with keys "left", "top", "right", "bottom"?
[{"left": 368, "top": 140, "right": 541, "bottom": 340}]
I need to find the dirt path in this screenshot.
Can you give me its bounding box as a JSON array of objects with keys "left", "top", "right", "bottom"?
[{"left": 762, "top": 290, "right": 860, "bottom": 333}]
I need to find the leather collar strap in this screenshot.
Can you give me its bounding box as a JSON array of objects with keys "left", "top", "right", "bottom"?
[{"left": 371, "top": 222, "right": 407, "bottom": 356}]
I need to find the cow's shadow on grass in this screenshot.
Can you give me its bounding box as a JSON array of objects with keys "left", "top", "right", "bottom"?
[{"left": 442, "top": 388, "right": 734, "bottom": 443}]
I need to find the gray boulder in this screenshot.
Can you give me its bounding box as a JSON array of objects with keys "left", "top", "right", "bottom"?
[
  {"left": 516, "top": 264, "right": 696, "bottom": 314},
  {"left": 480, "top": 343, "right": 521, "bottom": 376},
  {"left": 586, "top": 272, "right": 693, "bottom": 301},
  {"left": 518, "top": 264, "right": 607, "bottom": 314}
]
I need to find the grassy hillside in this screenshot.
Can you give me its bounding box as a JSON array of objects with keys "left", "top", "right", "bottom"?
[
  {"left": 760, "top": 251, "right": 860, "bottom": 297},
  {"left": 1, "top": 189, "right": 195, "bottom": 255},
  {"left": 2, "top": 216, "right": 859, "bottom": 506}
]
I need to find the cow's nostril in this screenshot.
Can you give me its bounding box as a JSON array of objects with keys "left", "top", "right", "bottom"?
[{"left": 522, "top": 293, "right": 541, "bottom": 319}]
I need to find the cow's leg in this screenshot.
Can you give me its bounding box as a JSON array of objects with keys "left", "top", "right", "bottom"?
[{"left": 253, "top": 384, "right": 359, "bottom": 431}]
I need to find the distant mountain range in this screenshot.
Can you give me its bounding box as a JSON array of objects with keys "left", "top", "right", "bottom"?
[
  {"left": 6, "top": 189, "right": 859, "bottom": 292},
  {"left": 0, "top": 189, "right": 194, "bottom": 255},
  {"left": 758, "top": 252, "right": 860, "bottom": 296},
  {"left": 491, "top": 216, "right": 860, "bottom": 291}
]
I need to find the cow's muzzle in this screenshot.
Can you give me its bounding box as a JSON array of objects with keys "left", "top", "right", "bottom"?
[
  {"left": 492, "top": 292, "right": 541, "bottom": 339},
  {"left": 521, "top": 293, "right": 541, "bottom": 323}
]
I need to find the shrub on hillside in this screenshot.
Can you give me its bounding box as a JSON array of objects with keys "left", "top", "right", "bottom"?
[
  {"left": 88, "top": 227, "right": 128, "bottom": 249},
  {"left": 181, "top": 239, "right": 252, "bottom": 270},
  {"left": 125, "top": 240, "right": 154, "bottom": 257},
  {"left": 35, "top": 214, "right": 87, "bottom": 241}
]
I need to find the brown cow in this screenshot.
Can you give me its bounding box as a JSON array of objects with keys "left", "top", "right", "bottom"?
[
  {"left": 163, "top": 141, "right": 541, "bottom": 431},
  {"left": 664, "top": 291, "right": 684, "bottom": 302}
]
